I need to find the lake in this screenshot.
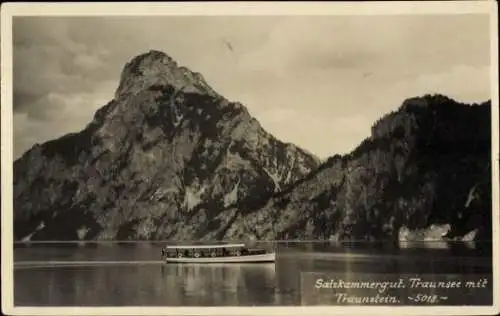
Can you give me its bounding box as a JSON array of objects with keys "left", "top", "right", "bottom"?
[{"left": 13, "top": 241, "right": 493, "bottom": 306}]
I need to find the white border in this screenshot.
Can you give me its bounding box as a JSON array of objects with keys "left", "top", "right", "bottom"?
[{"left": 1, "top": 1, "right": 499, "bottom": 315}]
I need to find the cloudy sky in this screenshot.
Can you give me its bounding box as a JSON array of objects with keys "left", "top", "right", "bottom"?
[{"left": 12, "top": 14, "right": 491, "bottom": 159}]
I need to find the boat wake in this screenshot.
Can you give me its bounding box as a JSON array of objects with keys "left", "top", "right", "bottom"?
[{"left": 14, "top": 260, "right": 164, "bottom": 269}]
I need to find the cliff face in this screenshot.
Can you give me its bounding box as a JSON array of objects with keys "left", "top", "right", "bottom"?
[
  {"left": 206, "top": 95, "right": 492, "bottom": 242},
  {"left": 13, "top": 50, "right": 320, "bottom": 241},
  {"left": 13, "top": 50, "right": 492, "bottom": 242}
]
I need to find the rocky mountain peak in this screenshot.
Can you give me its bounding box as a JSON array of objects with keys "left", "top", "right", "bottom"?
[
  {"left": 114, "top": 50, "right": 218, "bottom": 99},
  {"left": 207, "top": 95, "right": 491, "bottom": 242},
  {"left": 14, "top": 50, "right": 321, "bottom": 241}
]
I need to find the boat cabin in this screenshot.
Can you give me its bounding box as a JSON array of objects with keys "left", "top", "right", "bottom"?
[{"left": 161, "top": 243, "right": 267, "bottom": 259}]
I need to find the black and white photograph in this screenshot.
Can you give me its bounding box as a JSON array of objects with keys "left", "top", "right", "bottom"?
[{"left": 1, "top": 1, "right": 499, "bottom": 315}]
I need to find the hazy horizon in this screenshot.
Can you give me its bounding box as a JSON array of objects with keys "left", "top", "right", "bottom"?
[{"left": 13, "top": 15, "right": 491, "bottom": 160}]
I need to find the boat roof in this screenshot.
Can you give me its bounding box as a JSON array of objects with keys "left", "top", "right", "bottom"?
[{"left": 165, "top": 243, "right": 246, "bottom": 249}]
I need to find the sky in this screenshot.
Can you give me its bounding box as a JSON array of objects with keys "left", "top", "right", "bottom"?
[{"left": 12, "top": 14, "right": 491, "bottom": 160}]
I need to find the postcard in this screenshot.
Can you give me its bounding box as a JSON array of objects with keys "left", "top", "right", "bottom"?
[{"left": 1, "top": 1, "right": 499, "bottom": 315}]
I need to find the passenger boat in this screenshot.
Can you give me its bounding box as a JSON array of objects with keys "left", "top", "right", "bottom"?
[{"left": 161, "top": 243, "right": 276, "bottom": 263}]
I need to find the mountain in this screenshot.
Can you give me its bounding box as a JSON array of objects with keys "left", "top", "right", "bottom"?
[
  {"left": 13, "top": 50, "right": 321, "bottom": 241},
  {"left": 13, "top": 50, "right": 492, "bottom": 243},
  {"left": 204, "top": 94, "right": 492, "bottom": 242}
]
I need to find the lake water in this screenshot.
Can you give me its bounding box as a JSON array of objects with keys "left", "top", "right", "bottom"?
[{"left": 13, "top": 241, "right": 493, "bottom": 306}]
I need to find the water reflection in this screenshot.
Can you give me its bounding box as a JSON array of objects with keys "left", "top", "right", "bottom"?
[
  {"left": 159, "top": 263, "right": 277, "bottom": 306},
  {"left": 15, "top": 263, "right": 277, "bottom": 306},
  {"left": 13, "top": 241, "right": 492, "bottom": 306},
  {"left": 399, "top": 240, "right": 450, "bottom": 250}
]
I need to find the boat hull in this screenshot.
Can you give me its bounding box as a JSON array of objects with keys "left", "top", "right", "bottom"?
[{"left": 165, "top": 252, "right": 276, "bottom": 263}]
